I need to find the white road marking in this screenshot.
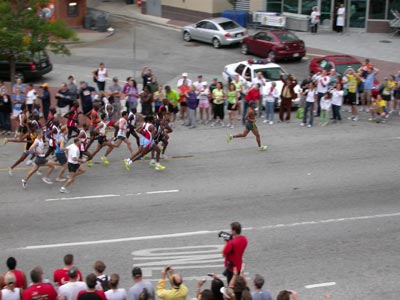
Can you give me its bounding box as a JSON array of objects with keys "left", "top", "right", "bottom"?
[
  {"left": 45, "top": 194, "right": 120, "bottom": 201},
  {"left": 21, "top": 211, "right": 400, "bottom": 249},
  {"left": 146, "top": 189, "right": 179, "bottom": 194},
  {"left": 307, "top": 53, "right": 325, "bottom": 58},
  {"left": 44, "top": 190, "right": 179, "bottom": 202},
  {"left": 305, "top": 282, "right": 336, "bottom": 289}
]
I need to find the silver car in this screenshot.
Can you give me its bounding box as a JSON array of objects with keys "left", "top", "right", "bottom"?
[{"left": 182, "top": 17, "right": 247, "bottom": 48}]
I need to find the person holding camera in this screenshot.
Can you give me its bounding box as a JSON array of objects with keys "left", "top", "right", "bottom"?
[
  {"left": 221, "top": 222, "right": 248, "bottom": 285},
  {"left": 156, "top": 266, "right": 188, "bottom": 300},
  {"left": 279, "top": 74, "right": 297, "bottom": 123}
]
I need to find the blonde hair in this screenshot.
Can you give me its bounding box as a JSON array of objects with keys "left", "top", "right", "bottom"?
[{"left": 4, "top": 272, "right": 16, "bottom": 289}]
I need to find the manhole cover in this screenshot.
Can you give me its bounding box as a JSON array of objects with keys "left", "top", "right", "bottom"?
[
  {"left": 184, "top": 43, "right": 201, "bottom": 47},
  {"left": 379, "top": 40, "right": 392, "bottom": 43}
]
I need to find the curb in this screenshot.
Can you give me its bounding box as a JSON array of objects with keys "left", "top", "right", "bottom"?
[{"left": 61, "top": 29, "right": 116, "bottom": 45}]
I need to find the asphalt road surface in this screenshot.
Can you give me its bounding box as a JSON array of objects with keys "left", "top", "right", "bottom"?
[{"left": 1, "top": 17, "right": 400, "bottom": 300}]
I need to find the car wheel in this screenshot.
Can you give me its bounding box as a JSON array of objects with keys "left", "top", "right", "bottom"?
[
  {"left": 268, "top": 51, "right": 276, "bottom": 62},
  {"left": 183, "top": 31, "right": 191, "bottom": 42},
  {"left": 15, "top": 72, "right": 25, "bottom": 83},
  {"left": 212, "top": 38, "right": 221, "bottom": 49},
  {"left": 293, "top": 56, "right": 302, "bottom": 62},
  {"left": 241, "top": 43, "right": 248, "bottom": 55}
]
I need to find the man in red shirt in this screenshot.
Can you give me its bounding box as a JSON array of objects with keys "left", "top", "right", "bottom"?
[
  {"left": 222, "top": 222, "right": 248, "bottom": 284},
  {"left": 2, "top": 257, "right": 27, "bottom": 289},
  {"left": 77, "top": 274, "right": 106, "bottom": 300},
  {"left": 54, "top": 254, "right": 83, "bottom": 287},
  {"left": 23, "top": 267, "right": 57, "bottom": 300}
]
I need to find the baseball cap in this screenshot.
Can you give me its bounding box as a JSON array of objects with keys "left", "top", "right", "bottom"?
[
  {"left": 132, "top": 267, "right": 142, "bottom": 278},
  {"left": 182, "top": 72, "right": 188, "bottom": 77},
  {"left": 113, "top": 77, "right": 118, "bottom": 81},
  {"left": 220, "top": 287, "right": 235, "bottom": 299}
]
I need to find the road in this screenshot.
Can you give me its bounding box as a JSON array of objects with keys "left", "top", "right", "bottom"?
[{"left": 1, "top": 17, "right": 400, "bottom": 300}]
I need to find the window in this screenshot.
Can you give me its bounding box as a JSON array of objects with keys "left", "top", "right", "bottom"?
[
  {"left": 369, "top": 0, "right": 386, "bottom": 19},
  {"left": 244, "top": 67, "right": 252, "bottom": 81},
  {"left": 267, "top": 0, "right": 282, "bottom": 13},
  {"left": 388, "top": 0, "right": 400, "bottom": 19},
  {"left": 235, "top": 64, "right": 246, "bottom": 76},
  {"left": 67, "top": 2, "right": 78, "bottom": 17},
  {"left": 283, "top": 0, "right": 299, "bottom": 13},
  {"left": 206, "top": 22, "right": 218, "bottom": 30},
  {"left": 254, "top": 32, "right": 267, "bottom": 40},
  {"left": 197, "top": 21, "right": 208, "bottom": 29},
  {"left": 276, "top": 32, "right": 299, "bottom": 42},
  {"left": 302, "top": 0, "right": 317, "bottom": 15},
  {"left": 219, "top": 21, "right": 239, "bottom": 30}
]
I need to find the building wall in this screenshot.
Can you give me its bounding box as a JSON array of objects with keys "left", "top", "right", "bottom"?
[
  {"left": 160, "top": 0, "right": 232, "bottom": 22},
  {"left": 54, "top": 0, "right": 86, "bottom": 27},
  {"left": 249, "top": 0, "right": 265, "bottom": 12}
]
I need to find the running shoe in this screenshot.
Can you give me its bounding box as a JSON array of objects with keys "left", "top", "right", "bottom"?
[
  {"left": 60, "top": 187, "right": 70, "bottom": 193},
  {"left": 259, "top": 146, "right": 268, "bottom": 151},
  {"left": 226, "top": 134, "right": 233, "bottom": 143},
  {"left": 21, "top": 179, "right": 27, "bottom": 189},
  {"left": 26, "top": 159, "right": 33, "bottom": 166},
  {"left": 160, "top": 153, "right": 168, "bottom": 159},
  {"left": 2, "top": 138, "right": 8, "bottom": 145},
  {"left": 101, "top": 157, "right": 109, "bottom": 165},
  {"left": 8, "top": 167, "right": 12, "bottom": 177},
  {"left": 155, "top": 164, "right": 166, "bottom": 171},
  {"left": 36, "top": 170, "right": 43, "bottom": 176},
  {"left": 149, "top": 159, "right": 156, "bottom": 167},
  {"left": 87, "top": 160, "right": 93, "bottom": 167},
  {"left": 56, "top": 177, "right": 67, "bottom": 182},
  {"left": 42, "top": 177, "right": 53, "bottom": 184},
  {"left": 269, "top": 121, "right": 274, "bottom": 125},
  {"left": 123, "top": 159, "right": 131, "bottom": 172}
]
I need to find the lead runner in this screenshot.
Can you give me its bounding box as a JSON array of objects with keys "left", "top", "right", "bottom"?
[{"left": 226, "top": 101, "right": 268, "bottom": 151}]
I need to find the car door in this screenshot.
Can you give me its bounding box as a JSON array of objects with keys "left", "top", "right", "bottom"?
[
  {"left": 191, "top": 21, "right": 208, "bottom": 41},
  {"left": 250, "top": 32, "right": 268, "bottom": 57}
]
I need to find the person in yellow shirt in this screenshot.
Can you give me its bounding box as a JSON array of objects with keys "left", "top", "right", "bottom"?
[
  {"left": 156, "top": 266, "right": 188, "bottom": 300},
  {"left": 381, "top": 75, "right": 396, "bottom": 113},
  {"left": 369, "top": 94, "right": 387, "bottom": 122},
  {"left": 345, "top": 68, "right": 361, "bottom": 121}
]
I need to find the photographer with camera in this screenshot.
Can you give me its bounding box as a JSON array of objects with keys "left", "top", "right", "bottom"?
[
  {"left": 156, "top": 266, "right": 188, "bottom": 300},
  {"left": 220, "top": 222, "right": 248, "bottom": 285}
]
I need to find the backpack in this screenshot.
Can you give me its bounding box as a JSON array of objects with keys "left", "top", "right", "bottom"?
[
  {"left": 97, "top": 275, "right": 110, "bottom": 291},
  {"left": 139, "top": 287, "right": 149, "bottom": 300}
]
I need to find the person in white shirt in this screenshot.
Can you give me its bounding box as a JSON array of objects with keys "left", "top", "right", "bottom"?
[
  {"left": 93, "top": 62, "right": 108, "bottom": 91},
  {"left": 58, "top": 267, "right": 87, "bottom": 300},
  {"left": 1, "top": 272, "right": 22, "bottom": 300},
  {"left": 315, "top": 70, "right": 330, "bottom": 117},
  {"left": 263, "top": 82, "right": 279, "bottom": 124},
  {"left": 60, "top": 138, "right": 85, "bottom": 193},
  {"left": 331, "top": 82, "right": 344, "bottom": 123},
  {"left": 336, "top": 3, "right": 345, "bottom": 33},
  {"left": 177, "top": 73, "right": 192, "bottom": 88},
  {"left": 105, "top": 274, "right": 127, "bottom": 300},
  {"left": 197, "top": 82, "right": 210, "bottom": 125},
  {"left": 301, "top": 82, "right": 317, "bottom": 128},
  {"left": 310, "top": 6, "right": 320, "bottom": 34},
  {"left": 252, "top": 72, "right": 266, "bottom": 116},
  {"left": 320, "top": 92, "right": 332, "bottom": 126},
  {"left": 25, "top": 83, "right": 37, "bottom": 115}
]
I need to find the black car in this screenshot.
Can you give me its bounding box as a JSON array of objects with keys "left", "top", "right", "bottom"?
[{"left": 0, "top": 51, "right": 53, "bottom": 82}]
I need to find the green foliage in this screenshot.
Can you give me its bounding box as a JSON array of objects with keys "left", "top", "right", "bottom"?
[{"left": 0, "top": 0, "right": 77, "bottom": 80}]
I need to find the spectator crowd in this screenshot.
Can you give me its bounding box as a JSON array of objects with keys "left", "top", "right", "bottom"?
[{"left": 0, "top": 223, "right": 298, "bottom": 300}]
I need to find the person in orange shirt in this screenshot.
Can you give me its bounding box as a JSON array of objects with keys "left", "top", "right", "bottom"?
[{"left": 178, "top": 80, "right": 191, "bottom": 124}]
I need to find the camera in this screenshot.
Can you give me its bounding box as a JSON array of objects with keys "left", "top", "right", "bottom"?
[{"left": 218, "top": 231, "right": 232, "bottom": 241}]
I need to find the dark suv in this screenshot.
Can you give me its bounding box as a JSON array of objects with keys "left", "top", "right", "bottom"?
[{"left": 0, "top": 51, "right": 53, "bottom": 82}]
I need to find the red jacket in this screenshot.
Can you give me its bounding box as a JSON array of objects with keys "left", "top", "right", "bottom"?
[
  {"left": 245, "top": 88, "right": 260, "bottom": 102},
  {"left": 223, "top": 235, "right": 248, "bottom": 272}
]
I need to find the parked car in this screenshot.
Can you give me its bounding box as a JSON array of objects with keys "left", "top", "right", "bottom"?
[
  {"left": 0, "top": 51, "right": 53, "bottom": 82},
  {"left": 182, "top": 17, "right": 247, "bottom": 48},
  {"left": 309, "top": 54, "right": 379, "bottom": 96},
  {"left": 241, "top": 29, "right": 306, "bottom": 62},
  {"left": 222, "top": 59, "right": 302, "bottom": 107}
]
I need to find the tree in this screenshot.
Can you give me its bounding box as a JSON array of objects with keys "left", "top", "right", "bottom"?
[{"left": 0, "top": 0, "right": 77, "bottom": 82}]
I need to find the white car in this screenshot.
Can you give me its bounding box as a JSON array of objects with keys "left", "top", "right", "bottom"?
[{"left": 222, "top": 59, "right": 301, "bottom": 107}]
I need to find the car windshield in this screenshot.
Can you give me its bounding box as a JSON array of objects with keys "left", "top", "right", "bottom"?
[
  {"left": 336, "top": 63, "right": 362, "bottom": 75},
  {"left": 254, "top": 67, "right": 285, "bottom": 81},
  {"left": 276, "top": 32, "right": 300, "bottom": 42},
  {"left": 219, "top": 21, "right": 239, "bottom": 30},
  {"left": 15, "top": 51, "right": 46, "bottom": 63}
]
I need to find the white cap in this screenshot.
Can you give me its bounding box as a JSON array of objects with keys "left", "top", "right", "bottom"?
[{"left": 182, "top": 72, "right": 188, "bottom": 77}]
